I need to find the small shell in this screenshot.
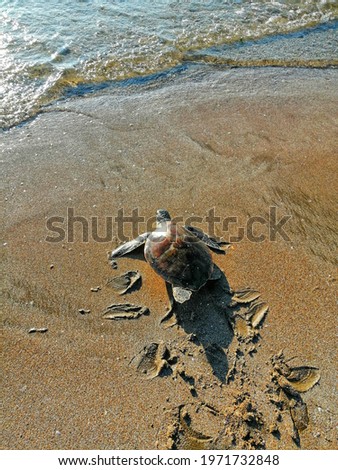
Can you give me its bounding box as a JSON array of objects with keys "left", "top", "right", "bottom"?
[
  {"left": 285, "top": 366, "right": 321, "bottom": 393},
  {"left": 28, "top": 327, "right": 48, "bottom": 334},
  {"left": 78, "top": 308, "right": 90, "bottom": 315},
  {"left": 173, "top": 287, "right": 192, "bottom": 304},
  {"left": 90, "top": 286, "right": 101, "bottom": 292},
  {"left": 102, "top": 303, "right": 149, "bottom": 320},
  {"left": 232, "top": 288, "right": 261, "bottom": 304}
]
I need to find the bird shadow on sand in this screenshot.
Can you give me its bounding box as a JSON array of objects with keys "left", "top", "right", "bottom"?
[
  {"left": 169, "top": 265, "right": 234, "bottom": 383},
  {"left": 110, "top": 249, "right": 234, "bottom": 383}
]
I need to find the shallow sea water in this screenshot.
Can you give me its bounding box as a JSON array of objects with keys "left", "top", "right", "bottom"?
[{"left": 1, "top": 0, "right": 337, "bottom": 128}]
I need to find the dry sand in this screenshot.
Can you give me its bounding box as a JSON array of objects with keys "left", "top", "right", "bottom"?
[{"left": 2, "top": 67, "right": 338, "bottom": 450}]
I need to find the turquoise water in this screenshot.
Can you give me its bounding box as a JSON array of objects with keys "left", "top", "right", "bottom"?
[{"left": 1, "top": 0, "right": 337, "bottom": 128}]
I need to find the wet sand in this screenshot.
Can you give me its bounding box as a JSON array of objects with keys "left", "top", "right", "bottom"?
[{"left": 2, "top": 67, "right": 338, "bottom": 450}]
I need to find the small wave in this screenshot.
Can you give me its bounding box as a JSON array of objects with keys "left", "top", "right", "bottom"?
[
  {"left": 2, "top": 0, "right": 337, "bottom": 129},
  {"left": 183, "top": 56, "right": 338, "bottom": 69}
]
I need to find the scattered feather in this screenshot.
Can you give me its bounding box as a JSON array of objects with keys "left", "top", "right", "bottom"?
[
  {"left": 232, "top": 288, "right": 261, "bottom": 304},
  {"left": 250, "top": 302, "right": 269, "bottom": 328},
  {"left": 103, "top": 303, "right": 149, "bottom": 320}
]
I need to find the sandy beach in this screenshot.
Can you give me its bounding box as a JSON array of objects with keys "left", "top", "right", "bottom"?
[{"left": 2, "top": 67, "right": 338, "bottom": 450}]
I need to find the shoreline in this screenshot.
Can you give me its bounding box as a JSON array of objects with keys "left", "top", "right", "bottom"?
[
  {"left": 3, "top": 67, "right": 338, "bottom": 449},
  {"left": 2, "top": 18, "right": 337, "bottom": 131}
]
